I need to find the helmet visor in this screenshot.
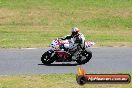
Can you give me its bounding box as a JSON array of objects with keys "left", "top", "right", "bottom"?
[{"left": 72, "top": 31, "right": 78, "bottom": 36}]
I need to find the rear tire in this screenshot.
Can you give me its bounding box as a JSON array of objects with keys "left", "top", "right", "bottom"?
[
  {"left": 76, "top": 49, "right": 92, "bottom": 64},
  {"left": 41, "top": 52, "right": 54, "bottom": 65}
]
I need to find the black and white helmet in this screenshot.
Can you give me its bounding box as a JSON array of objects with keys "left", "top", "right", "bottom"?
[{"left": 71, "top": 27, "right": 80, "bottom": 37}]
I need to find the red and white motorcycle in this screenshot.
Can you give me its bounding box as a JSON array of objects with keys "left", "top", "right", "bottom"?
[{"left": 41, "top": 38, "right": 95, "bottom": 65}]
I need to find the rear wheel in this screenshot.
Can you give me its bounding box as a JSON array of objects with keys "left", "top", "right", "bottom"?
[
  {"left": 41, "top": 52, "right": 54, "bottom": 64},
  {"left": 76, "top": 49, "right": 92, "bottom": 64}
]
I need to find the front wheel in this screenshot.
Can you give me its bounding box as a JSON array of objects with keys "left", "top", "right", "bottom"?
[
  {"left": 41, "top": 51, "right": 54, "bottom": 65},
  {"left": 76, "top": 49, "right": 92, "bottom": 64}
]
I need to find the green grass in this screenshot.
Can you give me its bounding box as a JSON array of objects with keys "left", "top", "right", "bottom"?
[
  {"left": 0, "top": 73, "right": 131, "bottom": 88},
  {"left": 0, "top": 0, "right": 132, "bottom": 48}
]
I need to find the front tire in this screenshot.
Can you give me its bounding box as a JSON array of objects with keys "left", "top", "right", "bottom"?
[
  {"left": 41, "top": 51, "right": 54, "bottom": 64},
  {"left": 76, "top": 49, "right": 92, "bottom": 64}
]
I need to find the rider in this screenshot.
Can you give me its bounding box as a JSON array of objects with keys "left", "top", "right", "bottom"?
[{"left": 60, "top": 27, "right": 85, "bottom": 51}]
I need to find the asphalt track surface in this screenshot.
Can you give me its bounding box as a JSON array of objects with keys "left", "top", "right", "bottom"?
[{"left": 0, "top": 47, "right": 132, "bottom": 75}]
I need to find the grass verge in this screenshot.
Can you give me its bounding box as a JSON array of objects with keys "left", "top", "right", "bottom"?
[
  {"left": 0, "top": 0, "right": 132, "bottom": 48},
  {"left": 0, "top": 73, "right": 131, "bottom": 88}
]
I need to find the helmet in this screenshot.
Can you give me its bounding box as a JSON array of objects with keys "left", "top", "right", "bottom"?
[{"left": 71, "top": 27, "right": 80, "bottom": 37}]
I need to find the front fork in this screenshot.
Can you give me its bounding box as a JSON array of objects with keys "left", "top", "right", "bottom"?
[{"left": 47, "top": 49, "right": 55, "bottom": 57}]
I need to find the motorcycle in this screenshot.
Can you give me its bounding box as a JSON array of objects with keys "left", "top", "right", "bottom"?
[{"left": 41, "top": 38, "right": 95, "bottom": 65}]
